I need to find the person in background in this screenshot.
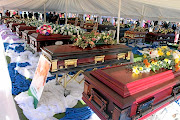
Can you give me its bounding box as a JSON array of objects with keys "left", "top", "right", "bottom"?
[
  {"left": 5, "top": 10, "right": 10, "bottom": 17},
  {"left": 24, "top": 12, "right": 27, "bottom": 19},
  {"left": 172, "top": 23, "right": 177, "bottom": 31},
  {"left": 34, "top": 12, "right": 39, "bottom": 20},
  {"left": 174, "top": 24, "right": 180, "bottom": 44},
  {"left": 49, "top": 12, "right": 53, "bottom": 23},
  {"left": 52, "top": 12, "right": 58, "bottom": 24},
  {"left": 46, "top": 12, "right": 49, "bottom": 22},
  {"left": 28, "top": 12, "right": 33, "bottom": 19}
]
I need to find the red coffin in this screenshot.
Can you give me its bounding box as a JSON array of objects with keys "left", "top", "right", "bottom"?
[
  {"left": 15, "top": 25, "right": 36, "bottom": 37},
  {"left": 83, "top": 65, "right": 180, "bottom": 120}
]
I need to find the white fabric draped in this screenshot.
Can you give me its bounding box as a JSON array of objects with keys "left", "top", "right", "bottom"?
[{"left": 1, "top": 0, "right": 180, "bottom": 22}]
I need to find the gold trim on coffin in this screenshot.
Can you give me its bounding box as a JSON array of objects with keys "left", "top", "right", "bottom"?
[
  {"left": 117, "top": 53, "right": 126, "bottom": 60},
  {"left": 94, "top": 55, "right": 105, "bottom": 64}
]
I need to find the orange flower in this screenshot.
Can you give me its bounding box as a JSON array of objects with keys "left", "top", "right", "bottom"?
[
  {"left": 143, "top": 59, "right": 148, "bottom": 64},
  {"left": 145, "top": 62, "right": 151, "bottom": 68}
]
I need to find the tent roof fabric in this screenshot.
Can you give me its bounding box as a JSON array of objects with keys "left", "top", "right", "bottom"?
[{"left": 1, "top": 0, "right": 180, "bottom": 22}]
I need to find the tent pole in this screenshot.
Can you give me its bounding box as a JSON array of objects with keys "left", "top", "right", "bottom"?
[
  {"left": 2, "top": 7, "right": 5, "bottom": 16},
  {"left": 44, "top": 3, "right": 46, "bottom": 22},
  {"left": 65, "top": 0, "right": 68, "bottom": 24},
  {"left": 117, "top": 0, "right": 121, "bottom": 44}
]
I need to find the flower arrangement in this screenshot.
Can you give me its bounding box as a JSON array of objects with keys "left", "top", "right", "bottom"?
[
  {"left": 71, "top": 32, "right": 116, "bottom": 49},
  {"left": 36, "top": 24, "right": 53, "bottom": 36},
  {"left": 52, "top": 24, "right": 85, "bottom": 35},
  {"left": 159, "top": 28, "right": 174, "bottom": 34},
  {"left": 131, "top": 46, "right": 180, "bottom": 74}
]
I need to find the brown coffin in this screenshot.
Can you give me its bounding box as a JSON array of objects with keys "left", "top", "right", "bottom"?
[
  {"left": 145, "top": 32, "right": 175, "bottom": 43},
  {"left": 16, "top": 25, "right": 36, "bottom": 37},
  {"left": 9, "top": 23, "right": 26, "bottom": 32},
  {"left": 42, "top": 44, "right": 132, "bottom": 73},
  {"left": 29, "top": 33, "right": 72, "bottom": 52},
  {"left": 22, "top": 30, "right": 36, "bottom": 44},
  {"left": 83, "top": 65, "right": 180, "bottom": 120}
]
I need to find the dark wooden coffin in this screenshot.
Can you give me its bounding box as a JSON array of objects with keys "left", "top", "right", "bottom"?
[
  {"left": 29, "top": 33, "right": 72, "bottom": 52},
  {"left": 83, "top": 65, "right": 180, "bottom": 120},
  {"left": 22, "top": 30, "right": 36, "bottom": 44},
  {"left": 98, "top": 24, "right": 115, "bottom": 33},
  {"left": 124, "top": 31, "right": 147, "bottom": 39},
  {"left": 9, "top": 23, "right": 26, "bottom": 32},
  {"left": 145, "top": 32, "right": 175, "bottom": 44},
  {"left": 41, "top": 44, "right": 132, "bottom": 73},
  {"left": 16, "top": 25, "right": 36, "bottom": 37}
]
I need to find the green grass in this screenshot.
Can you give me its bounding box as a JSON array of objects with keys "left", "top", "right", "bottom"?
[{"left": 6, "top": 56, "right": 11, "bottom": 64}]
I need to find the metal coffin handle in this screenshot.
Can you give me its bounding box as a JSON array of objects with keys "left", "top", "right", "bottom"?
[{"left": 88, "top": 88, "right": 109, "bottom": 119}]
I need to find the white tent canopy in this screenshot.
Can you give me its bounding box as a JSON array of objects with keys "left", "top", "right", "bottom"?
[{"left": 1, "top": 0, "right": 180, "bottom": 22}]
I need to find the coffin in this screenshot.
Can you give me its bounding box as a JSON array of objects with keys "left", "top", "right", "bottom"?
[
  {"left": 145, "top": 32, "right": 175, "bottom": 44},
  {"left": 98, "top": 24, "right": 115, "bottom": 33},
  {"left": 16, "top": 25, "right": 36, "bottom": 37},
  {"left": 124, "top": 31, "right": 147, "bottom": 39},
  {"left": 29, "top": 33, "right": 72, "bottom": 52},
  {"left": 41, "top": 44, "right": 132, "bottom": 73},
  {"left": 9, "top": 23, "right": 26, "bottom": 32},
  {"left": 83, "top": 65, "right": 180, "bottom": 120},
  {"left": 22, "top": 30, "right": 36, "bottom": 44}
]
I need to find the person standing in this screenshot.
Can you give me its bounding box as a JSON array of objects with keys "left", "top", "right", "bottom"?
[
  {"left": 24, "top": 12, "right": 27, "bottom": 19},
  {"left": 28, "top": 12, "right": 33, "bottom": 19},
  {"left": 174, "top": 24, "right": 180, "bottom": 44}
]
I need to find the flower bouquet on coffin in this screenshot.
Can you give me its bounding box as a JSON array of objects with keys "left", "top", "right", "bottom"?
[
  {"left": 36, "top": 24, "right": 53, "bottom": 36},
  {"left": 131, "top": 46, "right": 180, "bottom": 74},
  {"left": 71, "top": 32, "right": 116, "bottom": 49}
]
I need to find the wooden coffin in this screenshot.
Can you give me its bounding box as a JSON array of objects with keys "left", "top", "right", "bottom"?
[
  {"left": 98, "top": 24, "right": 115, "bottom": 33},
  {"left": 22, "top": 30, "right": 36, "bottom": 44},
  {"left": 124, "top": 31, "right": 147, "bottom": 39},
  {"left": 41, "top": 44, "right": 132, "bottom": 73},
  {"left": 145, "top": 32, "right": 175, "bottom": 44},
  {"left": 29, "top": 33, "right": 72, "bottom": 52},
  {"left": 83, "top": 65, "right": 180, "bottom": 120},
  {"left": 16, "top": 25, "right": 36, "bottom": 37},
  {"left": 9, "top": 23, "right": 26, "bottom": 32}
]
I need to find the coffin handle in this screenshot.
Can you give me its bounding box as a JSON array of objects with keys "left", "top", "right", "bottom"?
[{"left": 88, "top": 88, "right": 109, "bottom": 119}]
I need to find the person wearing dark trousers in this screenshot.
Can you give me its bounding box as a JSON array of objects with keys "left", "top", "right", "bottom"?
[
  {"left": 49, "top": 12, "right": 53, "bottom": 23},
  {"left": 24, "top": 12, "right": 27, "bottom": 19},
  {"left": 34, "top": 12, "right": 39, "bottom": 20},
  {"left": 28, "top": 12, "right": 33, "bottom": 19}
]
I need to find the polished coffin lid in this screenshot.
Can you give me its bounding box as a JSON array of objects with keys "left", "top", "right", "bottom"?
[
  {"left": 42, "top": 44, "right": 131, "bottom": 60},
  {"left": 90, "top": 65, "right": 179, "bottom": 98},
  {"left": 22, "top": 30, "right": 36, "bottom": 35},
  {"left": 29, "top": 33, "right": 71, "bottom": 42},
  {"left": 16, "top": 25, "right": 36, "bottom": 31}
]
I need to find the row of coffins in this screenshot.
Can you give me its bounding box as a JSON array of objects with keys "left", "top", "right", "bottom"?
[
  {"left": 124, "top": 31, "right": 177, "bottom": 44},
  {"left": 5, "top": 19, "right": 180, "bottom": 120}
]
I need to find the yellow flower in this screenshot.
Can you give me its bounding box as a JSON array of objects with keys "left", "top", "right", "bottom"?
[
  {"left": 175, "top": 58, "right": 179, "bottom": 64},
  {"left": 158, "top": 50, "right": 164, "bottom": 56},
  {"left": 166, "top": 51, "right": 171, "bottom": 56},
  {"left": 151, "top": 61, "right": 157, "bottom": 65},
  {"left": 139, "top": 67, "right": 143, "bottom": 71},
  {"left": 161, "top": 46, "right": 167, "bottom": 49},
  {"left": 134, "top": 69, "right": 140, "bottom": 74},
  {"left": 164, "top": 59, "right": 169, "bottom": 63},
  {"left": 143, "top": 55, "right": 147, "bottom": 58},
  {"left": 103, "top": 36, "right": 106, "bottom": 39},
  {"left": 133, "top": 66, "right": 137, "bottom": 70}
]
